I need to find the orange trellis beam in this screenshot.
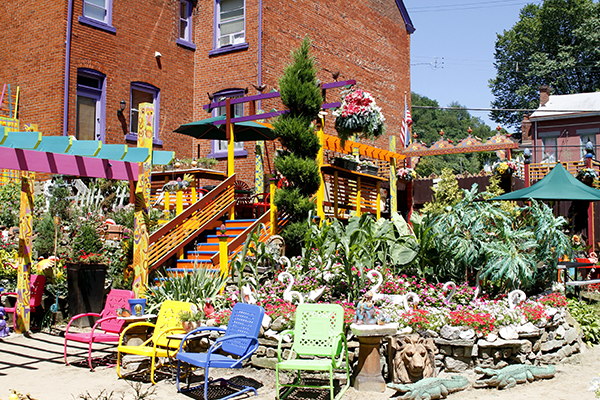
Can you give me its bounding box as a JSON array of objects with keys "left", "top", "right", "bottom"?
[{"left": 322, "top": 134, "right": 405, "bottom": 162}]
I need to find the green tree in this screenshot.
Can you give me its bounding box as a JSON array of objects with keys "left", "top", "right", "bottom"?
[
  {"left": 489, "top": 0, "right": 600, "bottom": 129},
  {"left": 411, "top": 93, "right": 497, "bottom": 177},
  {"left": 272, "top": 37, "right": 323, "bottom": 256}
]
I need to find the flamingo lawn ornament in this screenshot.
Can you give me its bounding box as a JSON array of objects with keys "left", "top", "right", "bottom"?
[
  {"left": 472, "top": 273, "right": 482, "bottom": 302},
  {"left": 366, "top": 270, "right": 408, "bottom": 305},
  {"left": 442, "top": 281, "right": 457, "bottom": 303},
  {"left": 403, "top": 292, "right": 420, "bottom": 311},
  {"left": 508, "top": 289, "right": 526, "bottom": 310},
  {"left": 278, "top": 272, "right": 304, "bottom": 304}
]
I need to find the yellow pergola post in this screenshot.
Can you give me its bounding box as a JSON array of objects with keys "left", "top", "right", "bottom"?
[
  {"left": 270, "top": 177, "right": 277, "bottom": 235},
  {"left": 226, "top": 98, "right": 235, "bottom": 220},
  {"left": 316, "top": 116, "right": 325, "bottom": 220},
  {"left": 389, "top": 136, "right": 397, "bottom": 217},
  {"left": 15, "top": 172, "right": 33, "bottom": 333},
  {"left": 132, "top": 102, "right": 154, "bottom": 298},
  {"left": 333, "top": 171, "right": 339, "bottom": 218},
  {"left": 355, "top": 176, "right": 362, "bottom": 217},
  {"left": 218, "top": 233, "right": 229, "bottom": 277},
  {"left": 376, "top": 181, "right": 381, "bottom": 220}
]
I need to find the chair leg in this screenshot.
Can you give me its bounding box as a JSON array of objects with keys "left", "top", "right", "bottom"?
[
  {"left": 150, "top": 355, "right": 157, "bottom": 385},
  {"left": 116, "top": 351, "right": 123, "bottom": 378},
  {"left": 275, "top": 366, "right": 280, "bottom": 400},
  {"left": 329, "top": 368, "right": 334, "bottom": 400},
  {"left": 88, "top": 340, "right": 95, "bottom": 371},
  {"left": 63, "top": 337, "right": 70, "bottom": 366}
]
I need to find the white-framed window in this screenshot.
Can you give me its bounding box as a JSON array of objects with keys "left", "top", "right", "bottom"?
[
  {"left": 578, "top": 128, "right": 598, "bottom": 159},
  {"left": 75, "top": 69, "right": 105, "bottom": 141},
  {"left": 542, "top": 136, "right": 557, "bottom": 162},
  {"left": 177, "top": 0, "right": 196, "bottom": 50},
  {"left": 79, "top": 0, "right": 115, "bottom": 33},
  {"left": 127, "top": 82, "right": 162, "bottom": 145},
  {"left": 217, "top": 0, "right": 245, "bottom": 48},
  {"left": 208, "top": 89, "right": 246, "bottom": 158}
]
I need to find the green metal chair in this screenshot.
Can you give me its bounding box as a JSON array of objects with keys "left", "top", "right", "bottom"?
[{"left": 275, "top": 303, "right": 350, "bottom": 400}]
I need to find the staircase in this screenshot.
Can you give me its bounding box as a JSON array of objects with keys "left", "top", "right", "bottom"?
[{"left": 166, "top": 219, "right": 257, "bottom": 277}]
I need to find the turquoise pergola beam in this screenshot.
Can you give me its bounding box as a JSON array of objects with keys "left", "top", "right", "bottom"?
[
  {"left": 152, "top": 150, "right": 175, "bottom": 165},
  {"left": 96, "top": 144, "right": 129, "bottom": 160},
  {"left": 67, "top": 140, "right": 102, "bottom": 157},
  {"left": 122, "top": 147, "right": 151, "bottom": 163},
  {"left": 37, "top": 136, "right": 73, "bottom": 153},
  {"left": 0, "top": 130, "right": 42, "bottom": 149}
]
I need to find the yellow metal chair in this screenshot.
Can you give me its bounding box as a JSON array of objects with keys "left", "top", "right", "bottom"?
[{"left": 116, "top": 300, "right": 193, "bottom": 384}]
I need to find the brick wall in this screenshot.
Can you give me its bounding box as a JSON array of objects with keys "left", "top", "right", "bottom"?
[
  {"left": 193, "top": 0, "right": 411, "bottom": 187},
  {"left": 0, "top": 0, "right": 196, "bottom": 159}
]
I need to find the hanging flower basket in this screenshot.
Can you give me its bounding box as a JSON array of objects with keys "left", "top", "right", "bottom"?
[
  {"left": 492, "top": 160, "right": 516, "bottom": 177},
  {"left": 333, "top": 88, "right": 385, "bottom": 145},
  {"left": 576, "top": 168, "right": 598, "bottom": 186},
  {"left": 397, "top": 167, "right": 417, "bottom": 182},
  {"left": 358, "top": 160, "right": 379, "bottom": 176}
]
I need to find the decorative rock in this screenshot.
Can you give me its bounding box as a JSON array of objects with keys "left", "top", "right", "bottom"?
[
  {"left": 480, "top": 348, "right": 491, "bottom": 359},
  {"left": 533, "top": 339, "right": 541, "bottom": 352},
  {"left": 250, "top": 355, "right": 278, "bottom": 369},
  {"left": 399, "top": 326, "right": 413, "bottom": 335},
  {"left": 459, "top": 329, "right": 475, "bottom": 340},
  {"left": 564, "top": 328, "right": 578, "bottom": 344},
  {"left": 426, "top": 329, "right": 439, "bottom": 338},
  {"left": 255, "top": 346, "right": 266, "bottom": 356},
  {"left": 541, "top": 331, "right": 548, "bottom": 342},
  {"left": 486, "top": 333, "right": 498, "bottom": 342},
  {"left": 565, "top": 310, "right": 582, "bottom": 334},
  {"left": 263, "top": 329, "right": 280, "bottom": 341},
  {"left": 527, "top": 352, "right": 536, "bottom": 360},
  {"left": 205, "top": 319, "right": 217, "bottom": 327},
  {"left": 540, "top": 339, "right": 565, "bottom": 353},
  {"left": 538, "top": 353, "right": 559, "bottom": 364},
  {"left": 499, "top": 326, "right": 519, "bottom": 340},
  {"left": 453, "top": 347, "right": 464, "bottom": 357},
  {"left": 262, "top": 314, "right": 272, "bottom": 329},
  {"left": 433, "top": 338, "right": 475, "bottom": 347},
  {"left": 556, "top": 325, "right": 566, "bottom": 339},
  {"left": 444, "top": 356, "right": 471, "bottom": 372},
  {"left": 548, "top": 331, "right": 556, "bottom": 341},
  {"left": 477, "top": 338, "right": 526, "bottom": 348},
  {"left": 439, "top": 345, "right": 451, "bottom": 356},
  {"left": 266, "top": 348, "right": 277, "bottom": 358},
  {"left": 518, "top": 322, "right": 540, "bottom": 336},
  {"left": 546, "top": 307, "right": 558, "bottom": 317},
  {"left": 519, "top": 340, "right": 532, "bottom": 354},
  {"left": 495, "top": 360, "right": 509, "bottom": 369},
  {"left": 270, "top": 316, "right": 287, "bottom": 331},
  {"left": 440, "top": 325, "right": 461, "bottom": 341},
  {"left": 471, "top": 344, "right": 479, "bottom": 357}
]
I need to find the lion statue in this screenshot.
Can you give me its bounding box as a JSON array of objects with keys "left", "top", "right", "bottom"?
[{"left": 390, "top": 334, "right": 437, "bottom": 384}]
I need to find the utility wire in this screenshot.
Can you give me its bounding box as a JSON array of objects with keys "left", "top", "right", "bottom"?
[{"left": 412, "top": 105, "right": 600, "bottom": 113}]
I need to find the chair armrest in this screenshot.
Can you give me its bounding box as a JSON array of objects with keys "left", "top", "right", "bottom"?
[
  {"left": 178, "top": 326, "right": 226, "bottom": 352},
  {"left": 65, "top": 313, "right": 102, "bottom": 335},
  {"left": 331, "top": 332, "right": 348, "bottom": 368},
  {"left": 0, "top": 291, "right": 16, "bottom": 299},
  {"left": 118, "top": 322, "right": 155, "bottom": 346},
  {"left": 153, "top": 326, "right": 188, "bottom": 350},
  {"left": 276, "top": 329, "right": 295, "bottom": 362},
  {"left": 88, "top": 315, "right": 119, "bottom": 336}
]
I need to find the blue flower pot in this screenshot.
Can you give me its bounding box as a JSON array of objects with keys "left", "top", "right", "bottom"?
[{"left": 128, "top": 298, "right": 147, "bottom": 316}]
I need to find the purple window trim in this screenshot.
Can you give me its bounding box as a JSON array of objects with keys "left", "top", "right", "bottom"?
[
  {"left": 179, "top": 0, "right": 193, "bottom": 42},
  {"left": 213, "top": 0, "right": 246, "bottom": 52},
  {"left": 209, "top": 42, "right": 248, "bottom": 56},
  {"left": 75, "top": 68, "right": 106, "bottom": 142},
  {"left": 127, "top": 82, "right": 163, "bottom": 146},
  {"left": 176, "top": 38, "right": 197, "bottom": 51},
  {"left": 78, "top": 15, "right": 116, "bottom": 34},
  {"left": 208, "top": 88, "right": 246, "bottom": 158}
]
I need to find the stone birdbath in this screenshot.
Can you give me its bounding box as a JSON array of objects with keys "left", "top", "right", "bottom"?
[{"left": 350, "top": 322, "right": 398, "bottom": 392}]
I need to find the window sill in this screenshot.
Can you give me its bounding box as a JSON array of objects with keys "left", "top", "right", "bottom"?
[
  {"left": 176, "top": 38, "right": 196, "bottom": 51},
  {"left": 209, "top": 42, "right": 249, "bottom": 56},
  {"left": 208, "top": 149, "right": 248, "bottom": 159},
  {"left": 78, "top": 16, "right": 116, "bottom": 34},
  {"left": 126, "top": 133, "right": 163, "bottom": 146}
]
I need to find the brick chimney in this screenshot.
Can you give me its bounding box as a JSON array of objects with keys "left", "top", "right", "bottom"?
[
  {"left": 521, "top": 113, "right": 532, "bottom": 141},
  {"left": 539, "top": 85, "right": 551, "bottom": 106}
]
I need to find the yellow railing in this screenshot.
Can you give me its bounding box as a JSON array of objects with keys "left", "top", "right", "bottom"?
[
  {"left": 148, "top": 175, "right": 236, "bottom": 271},
  {"left": 528, "top": 160, "right": 589, "bottom": 182}
]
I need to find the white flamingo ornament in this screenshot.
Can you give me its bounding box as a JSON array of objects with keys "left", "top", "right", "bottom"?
[
  {"left": 367, "top": 270, "right": 410, "bottom": 305},
  {"left": 403, "top": 292, "right": 420, "bottom": 312},
  {"left": 442, "top": 281, "right": 457, "bottom": 303},
  {"left": 278, "top": 272, "right": 304, "bottom": 304},
  {"left": 507, "top": 289, "right": 526, "bottom": 310}
]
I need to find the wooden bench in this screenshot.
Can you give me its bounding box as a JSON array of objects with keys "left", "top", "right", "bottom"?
[{"left": 558, "top": 261, "right": 600, "bottom": 299}]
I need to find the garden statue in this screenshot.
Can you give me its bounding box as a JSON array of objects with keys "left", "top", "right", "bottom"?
[
  {"left": 43, "top": 178, "right": 55, "bottom": 212},
  {"left": 507, "top": 289, "right": 526, "bottom": 310},
  {"left": 278, "top": 272, "right": 304, "bottom": 304},
  {"left": 355, "top": 291, "right": 377, "bottom": 325},
  {"left": 474, "top": 364, "right": 555, "bottom": 389},
  {"left": 442, "top": 281, "right": 456, "bottom": 303},
  {"left": 390, "top": 334, "right": 437, "bottom": 384},
  {"left": 387, "top": 376, "right": 469, "bottom": 400}
]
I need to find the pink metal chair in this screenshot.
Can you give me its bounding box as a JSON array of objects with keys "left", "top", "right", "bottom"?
[
  {"left": 0, "top": 274, "right": 46, "bottom": 330},
  {"left": 64, "top": 289, "right": 134, "bottom": 370}
]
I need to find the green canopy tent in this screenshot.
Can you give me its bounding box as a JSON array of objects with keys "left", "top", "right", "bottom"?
[
  {"left": 174, "top": 114, "right": 276, "bottom": 141},
  {"left": 491, "top": 163, "right": 600, "bottom": 202}
]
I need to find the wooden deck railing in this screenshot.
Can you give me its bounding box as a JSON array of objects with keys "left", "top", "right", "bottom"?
[
  {"left": 148, "top": 174, "right": 236, "bottom": 272},
  {"left": 527, "top": 160, "right": 591, "bottom": 182}
]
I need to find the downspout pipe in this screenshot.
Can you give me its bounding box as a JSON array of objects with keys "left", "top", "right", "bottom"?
[
  {"left": 257, "top": 0, "right": 263, "bottom": 110},
  {"left": 63, "top": 0, "right": 75, "bottom": 136}
]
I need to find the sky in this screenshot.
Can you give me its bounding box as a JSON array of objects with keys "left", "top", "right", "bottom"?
[{"left": 402, "top": 0, "right": 542, "bottom": 131}]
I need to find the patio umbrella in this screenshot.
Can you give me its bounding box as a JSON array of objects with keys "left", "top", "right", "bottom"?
[
  {"left": 490, "top": 163, "right": 600, "bottom": 202},
  {"left": 174, "top": 114, "right": 276, "bottom": 142}
]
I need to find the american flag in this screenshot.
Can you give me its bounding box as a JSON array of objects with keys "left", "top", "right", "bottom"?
[{"left": 400, "top": 103, "right": 413, "bottom": 148}]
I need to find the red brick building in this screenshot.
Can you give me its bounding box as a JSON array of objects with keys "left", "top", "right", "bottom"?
[
  {"left": 0, "top": 0, "right": 197, "bottom": 157},
  {"left": 0, "top": 0, "right": 413, "bottom": 180}
]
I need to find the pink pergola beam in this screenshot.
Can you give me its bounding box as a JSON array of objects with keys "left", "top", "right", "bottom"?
[{"left": 0, "top": 147, "right": 138, "bottom": 180}]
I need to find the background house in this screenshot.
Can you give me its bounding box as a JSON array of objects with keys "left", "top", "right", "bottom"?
[
  {"left": 522, "top": 86, "right": 600, "bottom": 163},
  {"left": 0, "top": 0, "right": 197, "bottom": 157}
]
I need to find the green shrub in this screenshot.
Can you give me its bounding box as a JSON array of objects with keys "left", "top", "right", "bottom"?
[
  {"left": 0, "top": 181, "right": 20, "bottom": 227},
  {"left": 568, "top": 299, "right": 600, "bottom": 344}
]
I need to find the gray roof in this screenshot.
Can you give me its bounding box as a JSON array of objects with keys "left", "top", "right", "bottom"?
[{"left": 530, "top": 92, "right": 600, "bottom": 120}]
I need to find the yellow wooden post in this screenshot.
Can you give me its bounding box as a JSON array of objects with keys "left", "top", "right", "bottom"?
[
  {"left": 226, "top": 99, "right": 235, "bottom": 220},
  {"left": 389, "top": 136, "right": 397, "bottom": 217},
  {"left": 316, "top": 116, "right": 325, "bottom": 220},
  {"left": 164, "top": 177, "right": 170, "bottom": 219},
  {"left": 376, "top": 181, "right": 381, "bottom": 220},
  {"left": 132, "top": 102, "right": 154, "bottom": 298},
  {"left": 333, "top": 171, "right": 339, "bottom": 218},
  {"left": 15, "top": 172, "right": 33, "bottom": 333},
  {"left": 218, "top": 233, "right": 229, "bottom": 277},
  {"left": 176, "top": 190, "right": 184, "bottom": 259},
  {"left": 270, "top": 177, "right": 277, "bottom": 235},
  {"left": 356, "top": 176, "right": 362, "bottom": 216}
]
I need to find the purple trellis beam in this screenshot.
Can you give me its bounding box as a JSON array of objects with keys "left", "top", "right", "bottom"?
[{"left": 0, "top": 147, "right": 138, "bottom": 181}]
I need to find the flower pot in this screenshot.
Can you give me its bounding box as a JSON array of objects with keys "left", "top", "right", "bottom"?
[
  {"left": 360, "top": 165, "right": 379, "bottom": 176},
  {"left": 128, "top": 298, "right": 147, "bottom": 316},
  {"left": 333, "top": 157, "right": 358, "bottom": 171}
]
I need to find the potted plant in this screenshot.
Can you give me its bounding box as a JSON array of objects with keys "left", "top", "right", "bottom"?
[
  {"left": 179, "top": 310, "right": 204, "bottom": 332},
  {"left": 332, "top": 88, "right": 385, "bottom": 146},
  {"left": 358, "top": 159, "right": 379, "bottom": 176},
  {"left": 397, "top": 167, "right": 417, "bottom": 182},
  {"left": 492, "top": 160, "right": 517, "bottom": 177},
  {"left": 576, "top": 168, "right": 598, "bottom": 186},
  {"left": 332, "top": 154, "right": 359, "bottom": 171}
]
